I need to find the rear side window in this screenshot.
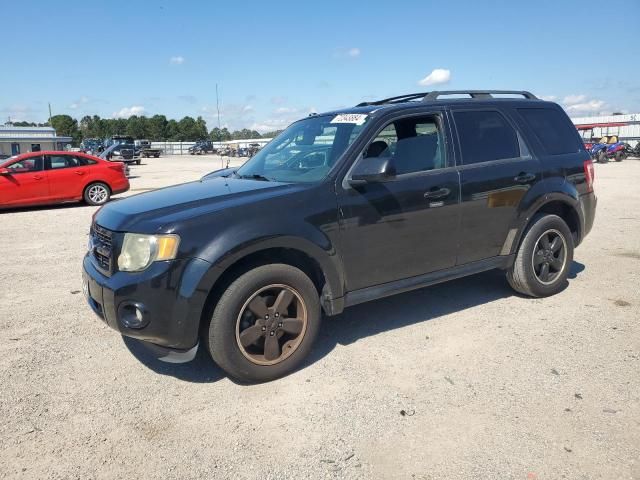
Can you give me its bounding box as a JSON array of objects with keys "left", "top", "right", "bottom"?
[
  {"left": 517, "top": 108, "right": 581, "bottom": 155},
  {"left": 454, "top": 110, "right": 520, "bottom": 164},
  {"left": 76, "top": 156, "right": 97, "bottom": 166}
]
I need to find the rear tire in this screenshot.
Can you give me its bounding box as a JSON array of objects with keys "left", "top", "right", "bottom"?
[
  {"left": 598, "top": 151, "right": 608, "bottom": 163},
  {"left": 206, "top": 264, "right": 321, "bottom": 383},
  {"left": 83, "top": 182, "right": 111, "bottom": 206},
  {"left": 136, "top": 159, "right": 141, "bottom": 165},
  {"left": 507, "top": 214, "right": 574, "bottom": 297},
  {"left": 615, "top": 152, "right": 624, "bottom": 162}
]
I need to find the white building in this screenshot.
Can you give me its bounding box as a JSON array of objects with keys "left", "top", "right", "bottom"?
[
  {"left": 571, "top": 113, "right": 640, "bottom": 147},
  {"left": 0, "top": 125, "right": 73, "bottom": 157}
]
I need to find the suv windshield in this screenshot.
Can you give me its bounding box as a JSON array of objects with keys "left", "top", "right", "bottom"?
[{"left": 236, "top": 113, "right": 369, "bottom": 183}]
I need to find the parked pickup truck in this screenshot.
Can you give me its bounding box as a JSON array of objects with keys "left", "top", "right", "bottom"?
[{"left": 138, "top": 148, "right": 162, "bottom": 160}]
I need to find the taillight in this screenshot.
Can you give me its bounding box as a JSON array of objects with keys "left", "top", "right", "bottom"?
[
  {"left": 583, "top": 159, "right": 594, "bottom": 192},
  {"left": 108, "top": 162, "right": 124, "bottom": 173}
]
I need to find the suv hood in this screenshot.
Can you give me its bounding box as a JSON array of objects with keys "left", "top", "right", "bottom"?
[{"left": 94, "top": 176, "right": 304, "bottom": 232}]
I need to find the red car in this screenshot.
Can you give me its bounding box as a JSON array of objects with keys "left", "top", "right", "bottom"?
[{"left": 0, "top": 151, "right": 129, "bottom": 209}]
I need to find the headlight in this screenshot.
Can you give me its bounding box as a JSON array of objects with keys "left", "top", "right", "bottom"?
[
  {"left": 117, "top": 233, "right": 180, "bottom": 272},
  {"left": 113, "top": 150, "right": 121, "bottom": 155}
]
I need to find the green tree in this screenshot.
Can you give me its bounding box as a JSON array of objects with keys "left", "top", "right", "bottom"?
[
  {"left": 126, "top": 115, "right": 148, "bottom": 139},
  {"left": 166, "top": 119, "right": 180, "bottom": 141},
  {"left": 148, "top": 115, "right": 168, "bottom": 140},
  {"left": 50, "top": 114, "right": 81, "bottom": 144}
]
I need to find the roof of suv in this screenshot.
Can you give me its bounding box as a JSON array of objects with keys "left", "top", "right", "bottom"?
[{"left": 317, "top": 90, "right": 549, "bottom": 118}]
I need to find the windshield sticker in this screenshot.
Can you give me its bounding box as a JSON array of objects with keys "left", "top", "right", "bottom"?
[{"left": 331, "top": 113, "right": 368, "bottom": 125}]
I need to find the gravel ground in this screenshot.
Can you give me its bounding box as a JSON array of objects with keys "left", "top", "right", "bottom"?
[{"left": 0, "top": 155, "right": 638, "bottom": 479}]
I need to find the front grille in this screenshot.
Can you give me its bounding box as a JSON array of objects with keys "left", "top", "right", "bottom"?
[{"left": 91, "top": 224, "right": 114, "bottom": 275}]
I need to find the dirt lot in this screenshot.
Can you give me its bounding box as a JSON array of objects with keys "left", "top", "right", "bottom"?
[{"left": 0, "top": 155, "right": 638, "bottom": 479}]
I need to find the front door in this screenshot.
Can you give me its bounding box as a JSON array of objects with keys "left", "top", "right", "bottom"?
[
  {"left": 337, "top": 112, "right": 461, "bottom": 292},
  {"left": 451, "top": 108, "right": 541, "bottom": 264},
  {"left": 0, "top": 155, "right": 48, "bottom": 206}
]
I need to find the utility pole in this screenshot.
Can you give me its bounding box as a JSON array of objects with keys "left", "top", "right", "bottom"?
[{"left": 48, "top": 103, "right": 53, "bottom": 124}]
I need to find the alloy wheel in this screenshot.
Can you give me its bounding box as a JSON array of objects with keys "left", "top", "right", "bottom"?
[
  {"left": 235, "top": 284, "right": 308, "bottom": 365},
  {"left": 88, "top": 184, "right": 108, "bottom": 204},
  {"left": 531, "top": 229, "right": 567, "bottom": 285}
]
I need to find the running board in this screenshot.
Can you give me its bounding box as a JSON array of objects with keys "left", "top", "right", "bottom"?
[{"left": 344, "top": 255, "right": 514, "bottom": 307}]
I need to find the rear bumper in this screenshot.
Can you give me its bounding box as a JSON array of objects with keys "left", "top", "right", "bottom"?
[
  {"left": 82, "top": 254, "right": 212, "bottom": 350},
  {"left": 578, "top": 191, "right": 597, "bottom": 244}
]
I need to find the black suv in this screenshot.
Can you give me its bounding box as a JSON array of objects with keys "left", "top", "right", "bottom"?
[{"left": 82, "top": 90, "right": 597, "bottom": 382}]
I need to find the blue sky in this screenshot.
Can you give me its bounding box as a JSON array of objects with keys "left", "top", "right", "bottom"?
[{"left": 1, "top": 0, "right": 639, "bottom": 132}]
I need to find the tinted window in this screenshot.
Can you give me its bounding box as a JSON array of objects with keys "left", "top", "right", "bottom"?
[
  {"left": 362, "top": 115, "right": 445, "bottom": 175},
  {"left": 6, "top": 156, "right": 43, "bottom": 173},
  {"left": 454, "top": 110, "right": 520, "bottom": 164},
  {"left": 76, "top": 156, "right": 97, "bottom": 166},
  {"left": 518, "top": 108, "right": 581, "bottom": 155},
  {"left": 49, "top": 155, "right": 79, "bottom": 169}
]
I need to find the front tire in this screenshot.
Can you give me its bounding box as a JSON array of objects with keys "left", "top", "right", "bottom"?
[
  {"left": 507, "top": 214, "right": 574, "bottom": 297},
  {"left": 83, "top": 182, "right": 111, "bottom": 206},
  {"left": 615, "top": 151, "right": 624, "bottom": 162},
  {"left": 206, "top": 264, "right": 321, "bottom": 382}
]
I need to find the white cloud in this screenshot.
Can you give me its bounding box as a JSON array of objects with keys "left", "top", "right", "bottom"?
[
  {"left": 274, "top": 106, "right": 298, "bottom": 114},
  {"left": 169, "top": 56, "right": 185, "bottom": 65},
  {"left": 113, "top": 105, "right": 145, "bottom": 118},
  {"left": 540, "top": 95, "right": 557, "bottom": 101},
  {"left": 562, "top": 94, "right": 606, "bottom": 115},
  {"left": 334, "top": 47, "right": 361, "bottom": 59},
  {"left": 69, "top": 96, "right": 90, "bottom": 109},
  {"left": 418, "top": 68, "right": 451, "bottom": 87},
  {"left": 563, "top": 94, "right": 586, "bottom": 105}
]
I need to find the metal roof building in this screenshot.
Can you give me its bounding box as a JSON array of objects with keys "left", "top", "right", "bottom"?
[
  {"left": 0, "top": 125, "right": 73, "bottom": 157},
  {"left": 571, "top": 113, "right": 640, "bottom": 147}
]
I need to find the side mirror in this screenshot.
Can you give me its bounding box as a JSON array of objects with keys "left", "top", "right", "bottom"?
[
  {"left": 349, "top": 156, "right": 395, "bottom": 186},
  {"left": 0, "top": 167, "right": 11, "bottom": 176}
]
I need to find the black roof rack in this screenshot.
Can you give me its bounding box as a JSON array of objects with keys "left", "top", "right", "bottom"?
[{"left": 356, "top": 90, "right": 537, "bottom": 107}]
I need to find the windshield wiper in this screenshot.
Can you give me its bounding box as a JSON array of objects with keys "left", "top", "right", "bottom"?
[{"left": 236, "top": 173, "right": 272, "bottom": 182}]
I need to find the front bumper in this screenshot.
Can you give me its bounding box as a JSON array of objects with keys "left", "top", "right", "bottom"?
[{"left": 82, "top": 253, "right": 212, "bottom": 350}]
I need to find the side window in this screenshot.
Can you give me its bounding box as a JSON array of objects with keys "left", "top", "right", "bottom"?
[
  {"left": 76, "top": 156, "right": 97, "bottom": 166},
  {"left": 454, "top": 110, "right": 520, "bottom": 164},
  {"left": 49, "top": 155, "right": 79, "bottom": 169},
  {"left": 362, "top": 115, "right": 445, "bottom": 175},
  {"left": 6, "top": 156, "right": 43, "bottom": 173},
  {"left": 517, "top": 108, "right": 581, "bottom": 155}
]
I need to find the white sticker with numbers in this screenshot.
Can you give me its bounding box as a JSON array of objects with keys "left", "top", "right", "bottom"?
[{"left": 331, "top": 113, "right": 368, "bottom": 125}]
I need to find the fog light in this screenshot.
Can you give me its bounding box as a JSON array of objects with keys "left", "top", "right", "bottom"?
[{"left": 118, "top": 302, "right": 149, "bottom": 329}]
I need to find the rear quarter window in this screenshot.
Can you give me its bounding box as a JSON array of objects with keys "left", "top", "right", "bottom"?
[
  {"left": 453, "top": 110, "right": 520, "bottom": 165},
  {"left": 517, "top": 108, "right": 581, "bottom": 155}
]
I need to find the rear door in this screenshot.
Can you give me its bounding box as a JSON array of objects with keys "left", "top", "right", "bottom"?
[
  {"left": 45, "top": 154, "right": 88, "bottom": 201},
  {"left": 0, "top": 155, "right": 48, "bottom": 206},
  {"left": 451, "top": 107, "right": 541, "bottom": 264}
]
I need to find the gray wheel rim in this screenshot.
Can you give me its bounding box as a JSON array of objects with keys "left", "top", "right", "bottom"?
[
  {"left": 88, "top": 185, "right": 108, "bottom": 204},
  {"left": 531, "top": 228, "right": 567, "bottom": 285}
]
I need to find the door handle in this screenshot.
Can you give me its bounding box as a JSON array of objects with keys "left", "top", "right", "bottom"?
[
  {"left": 514, "top": 172, "right": 536, "bottom": 184},
  {"left": 74, "top": 170, "right": 85, "bottom": 175},
  {"left": 424, "top": 187, "right": 451, "bottom": 200},
  {"left": 33, "top": 175, "right": 44, "bottom": 180}
]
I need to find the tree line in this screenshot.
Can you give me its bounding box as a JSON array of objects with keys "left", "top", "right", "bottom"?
[{"left": 10, "top": 115, "right": 283, "bottom": 144}]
